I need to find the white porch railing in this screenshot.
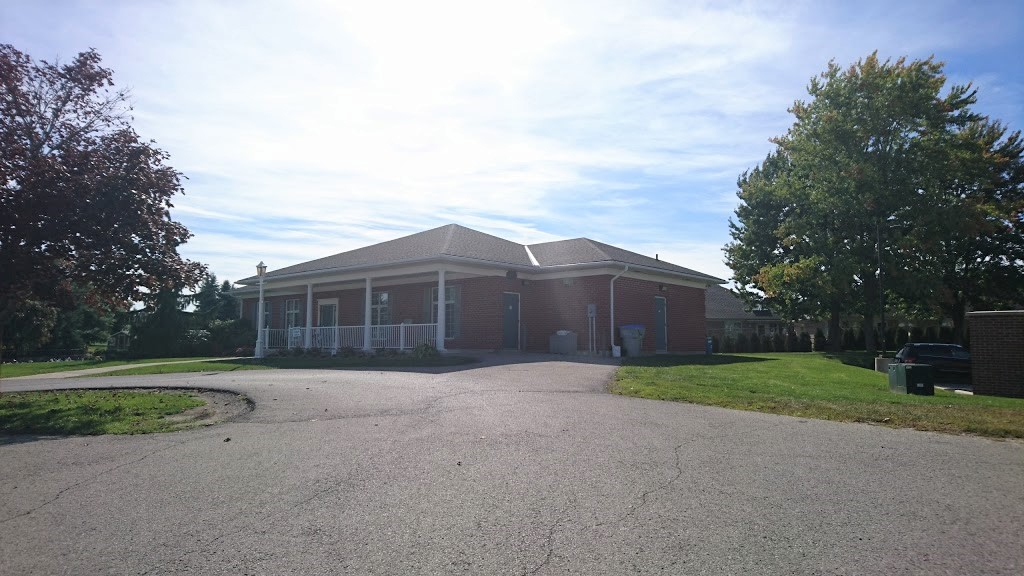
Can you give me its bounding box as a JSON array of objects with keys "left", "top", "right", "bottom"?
[
  {"left": 370, "top": 324, "right": 437, "bottom": 350},
  {"left": 261, "top": 323, "right": 437, "bottom": 351}
]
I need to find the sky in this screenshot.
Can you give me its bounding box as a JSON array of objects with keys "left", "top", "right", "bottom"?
[{"left": 3, "top": 0, "right": 1022, "bottom": 286}]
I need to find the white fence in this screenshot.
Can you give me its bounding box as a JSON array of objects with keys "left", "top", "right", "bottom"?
[{"left": 261, "top": 323, "right": 437, "bottom": 351}]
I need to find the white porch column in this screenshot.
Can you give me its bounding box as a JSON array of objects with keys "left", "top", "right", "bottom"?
[
  {"left": 304, "top": 283, "right": 313, "bottom": 348},
  {"left": 436, "top": 269, "right": 446, "bottom": 351},
  {"left": 363, "top": 277, "right": 373, "bottom": 351}
]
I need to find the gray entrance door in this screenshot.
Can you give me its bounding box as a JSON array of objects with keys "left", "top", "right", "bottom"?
[
  {"left": 654, "top": 296, "right": 667, "bottom": 352},
  {"left": 503, "top": 292, "right": 520, "bottom": 349}
]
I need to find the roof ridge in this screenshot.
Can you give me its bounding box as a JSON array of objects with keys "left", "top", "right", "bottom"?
[
  {"left": 441, "top": 223, "right": 457, "bottom": 255},
  {"left": 581, "top": 237, "right": 612, "bottom": 260}
]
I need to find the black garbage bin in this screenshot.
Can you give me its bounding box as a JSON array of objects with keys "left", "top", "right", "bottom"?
[{"left": 888, "top": 363, "right": 934, "bottom": 396}]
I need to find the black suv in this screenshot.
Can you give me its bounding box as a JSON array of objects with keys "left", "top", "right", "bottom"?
[{"left": 893, "top": 343, "right": 971, "bottom": 381}]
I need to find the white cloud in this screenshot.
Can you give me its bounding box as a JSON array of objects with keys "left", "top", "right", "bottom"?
[{"left": 3, "top": 0, "right": 1021, "bottom": 287}]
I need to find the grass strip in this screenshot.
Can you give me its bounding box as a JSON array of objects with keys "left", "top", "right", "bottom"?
[
  {"left": 90, "top": 355, "right": 479, "bottom": 376},
  {"left": 613, "top": 352, "right": 1024, "bottom": 438},
  {"left": 0, "top": 357, "right": 222, "bottom": 378},
  {"left": 0, "top": 390, "right": 205, "bottom": 435}
]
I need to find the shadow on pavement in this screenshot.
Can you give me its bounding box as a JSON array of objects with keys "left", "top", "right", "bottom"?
[{"left": 621, "top": 354, "right": 775, "bottom": 367}]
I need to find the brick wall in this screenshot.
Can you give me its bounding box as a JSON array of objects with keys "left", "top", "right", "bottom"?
[
  {"left": 611, "top": 277, "right": 706, "bottom": 354},
  {"left": 243, "top": 274, "right": 709, "bottom": 354},
  {"left": 968, "top": 311, "right": 1024, "bottom": 398}
]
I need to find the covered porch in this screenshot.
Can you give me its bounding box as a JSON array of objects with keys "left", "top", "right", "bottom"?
[{"left": 240, "top": 264, "right": 477, "bottom": 357}]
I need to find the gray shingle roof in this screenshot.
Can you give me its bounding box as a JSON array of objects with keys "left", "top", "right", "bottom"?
[
  {"left": 258, "top": 224, "right": 531, "bottom": 280},
  {"left": 239, "top": 224, "right": 725, "bottom": 285},
  {"left": 705, "top": 285, "right": 780, "bottom": 320},
  {"left": 528, "top": 238, "right": 724, "bottom": 283}
]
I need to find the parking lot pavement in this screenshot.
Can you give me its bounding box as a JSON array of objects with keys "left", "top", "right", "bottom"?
[{"left": 2, "top": 357, "right": 1023, "bottom": 575}]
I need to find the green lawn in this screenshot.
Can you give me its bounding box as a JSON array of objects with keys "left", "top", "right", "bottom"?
[
  {"left": 0, "top": 357, "right": 222, "bottom": 378},
  {"left": 0, "top": 390, "right": 205, "bottom": 435},
  {"left": 86, "top": 354, "right": 479, "bottom": 376},
  {"left": 613, "top": 353, "right": 1024, "bottom": 438}
]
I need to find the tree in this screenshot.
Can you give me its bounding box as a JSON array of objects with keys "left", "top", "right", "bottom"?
[
  {"left": 726, "top": 53, "right": 985, "bottom": 353},
  {"left": 130, "top": 288, "right": 189, "bottom": 358},
  {"left": 892, "top": 119, "right": 1024, "bottom": 343},
  {"left": 192, "top": 274, "right": 239, "bottom": 327},
  {"left": 217, "top": 280, "right": 239, "bottom": 321},
  {"left": 192, "top": 274, "right": 223, "bottom": 326},
  {"left": 0, "top": 45, "right": 204, "bottom": 356}
]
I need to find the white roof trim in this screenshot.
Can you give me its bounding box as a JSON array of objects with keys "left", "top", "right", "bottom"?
[{"left": 523, "top": 245, "right": 540, "bottom": 267}]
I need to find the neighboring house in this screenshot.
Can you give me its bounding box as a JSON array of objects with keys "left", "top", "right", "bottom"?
[
  {"left": 234, "top": 224, "right": 725, "bottom": 355},
  {"left": 704, "top": 285, "right": 786, "bottom": 340},
  {"left": 106, "top": 330, "right": 131, "bottom": 353}
]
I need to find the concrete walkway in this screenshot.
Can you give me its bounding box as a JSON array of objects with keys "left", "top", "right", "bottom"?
[{"left": 1, "top": 357, "right": 247, "bottom": 380}]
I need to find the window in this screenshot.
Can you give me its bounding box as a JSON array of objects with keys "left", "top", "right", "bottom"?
[
  {"left": 430, "top": 286, "right": 459, "bottom": 338},
  {"left": 318, "top": 300, "right": 337, "bottom": 327},
  {"left": 371, "top": 291, "right": 391, "bottom": 325},
  {"left": 285, "top": 299, "right": 301, "bottom": 328}
]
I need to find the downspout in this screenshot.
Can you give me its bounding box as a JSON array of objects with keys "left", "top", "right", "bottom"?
[{"left": 610, "top": 265, "right": 629, "bottom": 351}]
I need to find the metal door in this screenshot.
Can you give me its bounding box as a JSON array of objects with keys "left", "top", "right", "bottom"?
[
  {"left": 655, "top": 296, "right": 667, "bottom": 352},
  {"left": 502, "top": 292, "right": 520, "bottom": 349}
]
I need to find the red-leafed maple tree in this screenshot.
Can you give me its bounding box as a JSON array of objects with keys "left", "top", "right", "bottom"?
[{"left": 0, "top": 45, "right": 205, "bottom": 355}]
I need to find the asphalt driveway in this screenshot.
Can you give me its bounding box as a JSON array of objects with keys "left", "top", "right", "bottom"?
[{"left": 1, "top": 355, "right": 1022, "bottom": 575}]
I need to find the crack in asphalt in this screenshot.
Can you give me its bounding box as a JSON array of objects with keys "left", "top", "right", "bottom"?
[
  {"left": 594, "top": 421, "right": 790, "bottom": 530},
  {"left": 0, "top": 438, "right": 191, "bottom": 525},
  {"left": 610, "top": 442, "right": 686, "bottom": 527},
  {"left": 524, "top": 512, "right": 565, "bottom": 576}
]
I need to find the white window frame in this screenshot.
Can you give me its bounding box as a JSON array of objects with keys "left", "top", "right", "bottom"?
[
  {"left": 285, "top": 299, "right": 301, "bottom": 329},
  {"left": 371, "top": 291, "right": 390, "bottom": 326},
  {"left": 317, "top": 298, "right": 338, "bottom": 327}
]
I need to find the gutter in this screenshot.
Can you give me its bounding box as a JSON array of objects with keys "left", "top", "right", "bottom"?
[
  {"left": 610, "top": 265, "right": 629, "bottom": 351},
  {"left": 237, "top": 257, "right": 724, "bottom": 289}
]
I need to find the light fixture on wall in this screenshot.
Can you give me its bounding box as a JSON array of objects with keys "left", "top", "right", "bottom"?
[
  {"left": 521, "top": 279, "right": 531, "bottom": 286},
  {"left": 659, "top": 284, "right": 668, "bottom": 292}
]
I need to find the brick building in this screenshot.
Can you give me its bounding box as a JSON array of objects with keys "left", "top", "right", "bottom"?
[{"left": 234, "top": 224, "right": 724, "bottom": 355}]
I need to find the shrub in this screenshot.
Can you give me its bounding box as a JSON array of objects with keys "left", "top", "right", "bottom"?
[
  {"left": 785, "top": 331, "right": 799, "bottom": 352},
  {"left": 734, "top": 333, "right": 747, "bottom": 353},
  {"left": 748, "top": 334, "right": 760, "bottom": 352},
  {"left": 799, "top": 332, "right": 812, "bottom": 352},
  {"left": 813, "top": 328, "right": 828, "bottom": 351},
  {"left": 412, "top": 342, "right": 440, "bottom": 359},
  {"left": 337, "top": 346, "right": 359, "bottom": 358},
  {"left": 206, "top": 319, "right": 255, "bottom": 356}
]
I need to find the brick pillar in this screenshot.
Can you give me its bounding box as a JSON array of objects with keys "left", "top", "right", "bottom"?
[{"left": 968, "top": 311, "right": 1024, "bottom": 398}]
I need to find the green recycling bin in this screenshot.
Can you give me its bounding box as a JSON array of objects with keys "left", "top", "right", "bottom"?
[
  {"left": 619, "top": 325, "right": 645, "bottom": 357},
  {"left": 888, "top": 363, "right": 934, "bottom": 396}
]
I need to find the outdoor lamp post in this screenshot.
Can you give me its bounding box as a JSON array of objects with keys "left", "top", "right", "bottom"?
[{"left": 255, "top": 261, "right": 267, "bottom": 358}]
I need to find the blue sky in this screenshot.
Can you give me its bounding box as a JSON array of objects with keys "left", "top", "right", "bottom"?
[{"left": 3, "top": 0, "right": 1022, "bottom": 285}]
